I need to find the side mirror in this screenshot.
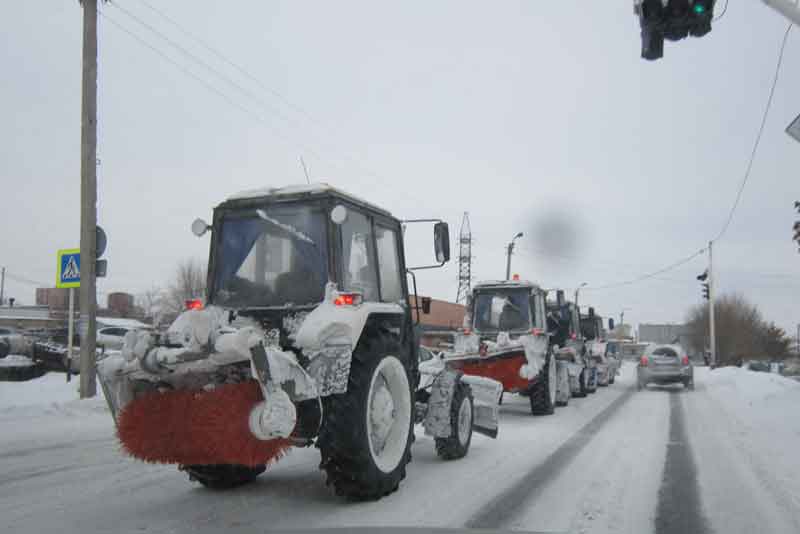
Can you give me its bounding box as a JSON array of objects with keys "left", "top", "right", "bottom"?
[
  {"left": 588, "top": 307, "right": 595, "bottom": 318},
  {"left": 434, "top": 222, "right": 450, "bottom": 263},
  {"left": 421, "top": 296, "right": 432, "bottom": 314},
  {"left": 556, "top": 290, "right": 565, "bottom": 307},
  {"left": 191, "top": 218, "right": 211, "bottom": 237},
  {"left": 608, "top": 318, "right": 615, "bottom": 331}
]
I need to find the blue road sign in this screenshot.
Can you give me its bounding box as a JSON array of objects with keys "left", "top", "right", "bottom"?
[{"left": 57, "top": 249, "right": 81, "bottom": 288}]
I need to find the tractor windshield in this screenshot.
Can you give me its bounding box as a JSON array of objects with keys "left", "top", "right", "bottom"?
[
  {"left": 472, "top": 288, "right": 531, "bottom": 333},
  {"left": 212, "top": 204, "right": 329, "bottom": 308}
]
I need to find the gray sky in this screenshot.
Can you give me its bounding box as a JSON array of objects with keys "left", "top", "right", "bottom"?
[{"left": 1, "top": 1, "right": 798, "bottom": 334}]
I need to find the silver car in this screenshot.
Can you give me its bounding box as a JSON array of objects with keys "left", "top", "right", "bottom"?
[{"left": 637, "top": 343, "right": 694, "bottom": 390}]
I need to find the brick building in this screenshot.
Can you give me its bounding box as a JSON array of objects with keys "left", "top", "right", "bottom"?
[{"left": 409, "top": 296, "right": 466, "bottom": 348}]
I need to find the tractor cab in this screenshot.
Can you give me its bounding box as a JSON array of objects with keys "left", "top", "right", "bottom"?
[
  {"left": 467, "top": 279, "right": 547, "bottom": 341},
  {"left": 545, "top": 291, "right": 583, "bottom": 348},
  {"left": 196, "top": 184, "right": 424, "bottom": 343}
]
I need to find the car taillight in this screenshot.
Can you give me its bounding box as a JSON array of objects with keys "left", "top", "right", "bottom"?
[
  {"left": 334, "top": 293, "right": 362, "bottom": 306},
  {"left": 640, "top": 355, "right": 649, "bottom": 366},
  {"left": 462, "top": 328, "right": 471, "bottom": 335},
  {"left": 531, "top": 328, "right": 544, "bottom": 336},
  {"left": 570, "top": 333, "right": 577, "bottom": 340},
  {"left": 682, "top": 355, "right": 689, "bottom": 365},
  {"left": 185, "top": 299, "right": 203, "bottom": 310}
]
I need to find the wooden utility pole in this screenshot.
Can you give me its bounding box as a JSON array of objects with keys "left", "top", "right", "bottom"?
[
  {"left": 708, "top": 241, "right": 716, "bottom": 368},
  {"left": 79, "top": 0, "right": 98, "bottom": 398}
]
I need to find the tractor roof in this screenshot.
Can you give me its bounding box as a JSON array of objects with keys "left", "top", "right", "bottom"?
[
  {"left": 473, "top": 279, "right": 543, "bottom": 292},
  {"left": 223, "top": 183, "right": 394, "bottom": 218}
]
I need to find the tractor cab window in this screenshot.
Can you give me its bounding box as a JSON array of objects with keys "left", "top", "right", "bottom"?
[
  {"left": 340, "top": 211, "right": 379, "bottom": 301},
  {"left": 472, "top": 289, "right": 531, "bottom": 332},
  {"left": 212, "top": 204, "right": 329, "bottom": 308},
  {"left": 375, "top": 225, "right": 403, "bottom": 303}
]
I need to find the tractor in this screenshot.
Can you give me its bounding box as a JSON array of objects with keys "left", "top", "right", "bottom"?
[{"left": 97, "top": 184, "right": 500, "bottom": 500}]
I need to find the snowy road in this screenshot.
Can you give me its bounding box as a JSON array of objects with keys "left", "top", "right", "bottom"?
[{"left": 2, "top": 364, "right": 799, "bottom": 534}]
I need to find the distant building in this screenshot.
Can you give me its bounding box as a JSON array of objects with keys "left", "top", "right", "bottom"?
[
  {"left": 0, "top": 305, "right": 61, "bottom": 329},
  {"left": 409, "top": 296, "right": 466, "bottom": 348},
  {"left": 36, "top": 287, "right": 70, "bottom": 311},
  {"left": 107, "top": 292, "right": 135, "bottom": 317}
]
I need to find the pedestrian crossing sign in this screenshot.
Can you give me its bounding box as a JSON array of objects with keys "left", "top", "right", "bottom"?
[{"left": 57, "top": 249, "right": 81, "bottom": 288}]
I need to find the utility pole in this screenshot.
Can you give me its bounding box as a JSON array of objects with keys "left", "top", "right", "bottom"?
[
  {"left": 0, "top": 267, "right": 5, "bottom": 306},
  {"left": 455, "top": 212, "right": 473, "bottom": 304},
  {"left": 79, "top": 0, "right": 99, "bottom": 398},
  {"left": 574, "top": 282, "right": 587, "bottom": 309},
  {"left": 505, "top": 232, "right": 523, "bottom": 280},
  {"left": 708, "top": 241, "right": 716, "bottom": 368}
]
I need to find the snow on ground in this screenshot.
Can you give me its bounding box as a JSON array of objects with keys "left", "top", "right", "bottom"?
[
  {"left": 1, "top": 364, "right": 800, "bottom": 534},
  {"left": 684, "top": 366, "right": 800, "bottom": 534}
]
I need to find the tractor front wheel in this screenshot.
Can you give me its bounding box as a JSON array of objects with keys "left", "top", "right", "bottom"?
[{"left": 435, "top": 381, "right": 473, "bottom": 460}]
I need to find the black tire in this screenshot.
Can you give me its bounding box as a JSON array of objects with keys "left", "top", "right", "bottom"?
[
  {"left": 318, "top": 331, "right": 413, "bottom": 500},
  {"left": 0, "top": 339, "right": 10, "bottom": 359},
  {"left": 183, "top": 464, "right": 266, "bottom": 490},
  {"left": 684, "top": 378, "right": 695, "bottom": 391},
  {"left": 435, "top": 382, "right": 473, "bottom": 460},
  {"left": 555, "top": 365, "right": 569, "bottom": 407},
  {"left": 609, "top": 373, "right": 615, "bottom": 385},
  {"left": 530, "top": 354, "right": 556, "bottom": 416}
]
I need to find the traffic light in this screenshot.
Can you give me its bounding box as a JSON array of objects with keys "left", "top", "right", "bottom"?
[
  {"left": 702, "top": 283, "right": 710, "bottom": 300},
  {"left": 634, "top": 0, "right": 717, "bottom": 60}
]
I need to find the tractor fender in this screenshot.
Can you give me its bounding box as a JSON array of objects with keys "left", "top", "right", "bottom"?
[
  {"left": 294, "top": 284, "right": 404, "bottom": 397},
  {"left": 519, "top": 334, "right": 548, "bottom": 380}
]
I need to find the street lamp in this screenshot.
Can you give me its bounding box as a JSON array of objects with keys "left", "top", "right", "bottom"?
[
  {"left": 574, "top": 282, "right": 587, "bottom": 308},
  {"left": 505, "top": 232, "right": 524, "bottom": 280},
  {"left": 620, "top": 308, "right": 631, "bottom": 329}
]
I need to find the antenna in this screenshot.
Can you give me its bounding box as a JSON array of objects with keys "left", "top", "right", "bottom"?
[{"left": 300, "top": 156, "right": 311, "bottom": 184}]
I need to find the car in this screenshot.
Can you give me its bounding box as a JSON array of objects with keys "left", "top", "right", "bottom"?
[
  {"left": 637, "top": 344, "right": 694, "bottom": 390},
  {"left": 97, "top": 326, "right": 145, "bottom": 350}
]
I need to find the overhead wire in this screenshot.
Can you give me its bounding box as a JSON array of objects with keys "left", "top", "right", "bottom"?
[
  {"left": 102, "top": 4, "right": 448, "bottom": 217},
  {"left": 714, "top": 22, "right": 793, "bottom": 242},
  {"left": 128, "top": 0, "right": 324, "bottom": 128}
]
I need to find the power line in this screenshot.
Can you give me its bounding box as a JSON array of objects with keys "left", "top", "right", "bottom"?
[
  {"left": 109, "top": 1, "right": 301, "bottom": 128},
  {"left": 713, "top": 0, "right": 729, "bottom": 22},
  {"left": 101, "top": 7, "right": 443, "bottom": 216},
  {"left": 3, "top": 270, "right": 50, "bottom": 288},
  {"left": 714, "top": 23, "right": 793, "bottom": 242},
  {"left": 99, "top": 10, "right": 330, "bottom": 164},
  {"left": 128, "top": 0, "right": 323, "bottom": 128},
  {"left": 582, "top": 247, "right": 707, "bottom": 291}
]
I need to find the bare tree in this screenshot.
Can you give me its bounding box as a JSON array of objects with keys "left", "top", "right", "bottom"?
[
  {"left": 162, "top": 259, "right": 207, "bottom": 317},
  {"left": 137, "top": 286, "right": 165, "bottom": 326},
  {"left": 685, "top": 293, "right": 790, "bottom": 365}
]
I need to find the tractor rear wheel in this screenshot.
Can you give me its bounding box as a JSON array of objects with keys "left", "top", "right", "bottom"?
[
  {"left": 183, "top": 464, "right": 265, "bottom": 490},
  {"left": 319, "top": 331, "right": 413, "bottom": 500},
  {"left": 530, "top": 354, "right": 556, "bottom": 415}
]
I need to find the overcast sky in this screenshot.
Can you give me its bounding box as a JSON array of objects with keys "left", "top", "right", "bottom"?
[{"left": 1, "top": 1, "right": 798, "bottom": 334}]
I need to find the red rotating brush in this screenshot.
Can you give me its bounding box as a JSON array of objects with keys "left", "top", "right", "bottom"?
[{"left": 117, "top": 380, "right": 292, "bottom": 468}]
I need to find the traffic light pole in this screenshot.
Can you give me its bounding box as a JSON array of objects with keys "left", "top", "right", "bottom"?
[
  {"left": 708, "top": 240, "right": 716, "bottom": 368},
  {"left": 79, "top": 0, "right": 98, "bottom": 398}
]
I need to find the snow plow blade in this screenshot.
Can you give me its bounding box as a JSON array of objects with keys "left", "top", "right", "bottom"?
[
  {"left": 117, "top": 380, "right": 292, "bottom": 467},
  {"left": 460, "top": 375, "right": 502, "bottom": 439}
]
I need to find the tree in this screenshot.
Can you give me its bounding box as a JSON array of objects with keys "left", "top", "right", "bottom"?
[
  {"left": 761, "top": 322, "right": 790, "bottom": 361},
  {"left": 137, "top": 286, "right": 165, "bottom": 326},
  {"left": 162, "top": 259, "right": 207, "bottom": 317},
  {"left": 685, "top": 293, "right": 790, "bottom": 365}
]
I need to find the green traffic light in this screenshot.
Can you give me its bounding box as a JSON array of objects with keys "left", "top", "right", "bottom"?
[{"left": 693, "top": 4, "right": 706, "bottom": 14}]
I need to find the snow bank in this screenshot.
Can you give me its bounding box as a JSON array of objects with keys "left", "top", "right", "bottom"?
[
  {"left": 0, "top": 372, "right": 107, "bottom": 418},
  {"left": 704, "top": 365, "right": 800, "bottom": 405},
  {"left": 0, "top": 354, "right": 35, "bottom": 367}
]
